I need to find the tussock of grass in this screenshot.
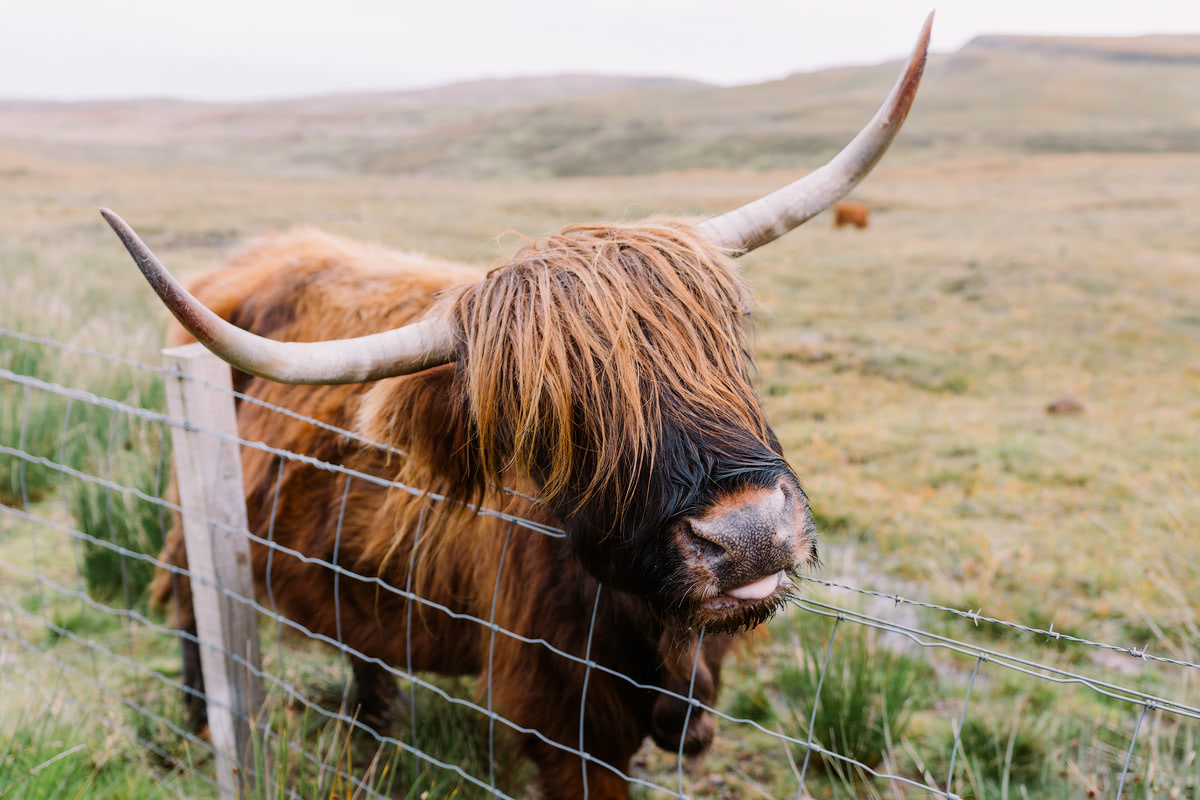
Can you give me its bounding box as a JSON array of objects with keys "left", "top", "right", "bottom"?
[
  {"left": 65, "top": 409, "right": 169, "bottom": 606},
  {"left": 779, "top": 617, "right": 927, "bottom": 773}
]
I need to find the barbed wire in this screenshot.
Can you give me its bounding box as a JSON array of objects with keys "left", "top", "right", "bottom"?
[
  {"left": 9, "top": 449, "right": 1194, "bottom": 736},
  {"left": 796, "top": 574, "right": 1200, "bottom": 672},
  {"left": 6, "top": 470, "right": 1185, "bottom": 798},
  {"left": 0, "top": 367, "right": 564, "bottom": 538},
  {"left": 2, "top": 463, "right": 943, "bottom": 796},
  {"left": 7, "top": 356, "right": 1194, "bottom": 677},
  {"left": 2, "top": 327, "right": 546, "bottom": 507},
  {"left": 789, "top": 598, "right": 1200, "bottom": 722},
  {"left": 4, "top": 334, "right": 1196, "bottom": 799}
]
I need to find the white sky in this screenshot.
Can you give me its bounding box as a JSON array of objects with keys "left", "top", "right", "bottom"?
[{"left": 4, "top": 0, "right": 1200, "bottom": 102}]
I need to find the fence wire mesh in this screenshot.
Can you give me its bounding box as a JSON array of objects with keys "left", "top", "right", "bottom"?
[{"left": 2, "top": 327, "right": 1198, "bottom": 800}]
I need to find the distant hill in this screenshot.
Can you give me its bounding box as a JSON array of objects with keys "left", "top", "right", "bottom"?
[
  {"left": 905, "top": 33, "right": 1200, "bottom": 157},
  {"left": 0, "top": 74, "right": 707, "bottom": 152},
  {"left": 965, "top": 33, "right": 1200, "bottom": 64},
  {"left": 262, "top": 75, "right": 711, "bottom": 111},
  {"left": 2, "top": 35, "right": 1199, "bottom": 177}
]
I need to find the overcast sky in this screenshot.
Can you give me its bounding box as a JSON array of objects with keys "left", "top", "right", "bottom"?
[{"left": 5, "top": 0, "right": 1200, "bottom": 102}]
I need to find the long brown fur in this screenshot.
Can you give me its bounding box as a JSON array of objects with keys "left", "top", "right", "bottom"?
[
  {"left": 454, "top": 221, "right": 770, "bottom": 513},
  {"left": 150, "top": 222, "right": 752, "bottom": 799}
]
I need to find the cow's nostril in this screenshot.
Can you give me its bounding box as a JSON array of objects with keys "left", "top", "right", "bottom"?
[
  {"left": 686, "top": 482, "right": 785, "bottom": 556},
  {"left": 686, "top": 522, "right": 730, "bottom": 561}
]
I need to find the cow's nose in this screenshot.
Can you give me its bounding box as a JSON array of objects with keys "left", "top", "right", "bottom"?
[{"left": 685, "top": 477, "right": 813, "bottom": 591}]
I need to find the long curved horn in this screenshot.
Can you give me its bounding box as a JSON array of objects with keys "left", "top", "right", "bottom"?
[
  {"left": 101, "top": 209, "right": 456, "bottom": 384},
  {"left": 699, "top": 12, "right": 933, "bottom": 255}
]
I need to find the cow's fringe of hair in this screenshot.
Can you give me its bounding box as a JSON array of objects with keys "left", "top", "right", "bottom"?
[
  {"left": 450, "top": 219, "right": 772, "bottom": 517},
  {"left": 355, "top": 219, "right": 775, "bottom": 600}
]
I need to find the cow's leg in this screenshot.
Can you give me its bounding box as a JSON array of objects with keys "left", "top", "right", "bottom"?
[
  {"left": 490, "top": 651, "right": 644, "bottom": 800},
  {"left": 160, "top": 572, "right": 208, "bottom": 733},
  {"left": 649, "top": 632, "right": 732, "bottom": 755},
  {"left": 525, "top": 738, "right": 631, "bottom": 800},
  {"left": 151, "top": 521, "right": 209, "bottom": 733},
  {"left": 350, "top": 657, "right": 398, "bottom": 733},
  {"left": 179, "top": 601, "right": 208, "bottom": 733}
]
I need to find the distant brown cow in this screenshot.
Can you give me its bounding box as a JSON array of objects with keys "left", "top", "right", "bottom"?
[
  {"left": 833, "top": 200, "right": 870, "bottom": 229},
  {"left": 104, "top": 16, "right": 932, "bottom": 800}
]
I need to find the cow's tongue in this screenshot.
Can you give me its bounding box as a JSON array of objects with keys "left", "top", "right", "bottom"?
[{"left": 724, "top": 571, "right": 783, "bottom": 601}]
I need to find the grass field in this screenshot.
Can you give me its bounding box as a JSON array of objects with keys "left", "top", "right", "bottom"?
[{"left": 2, "top": 41, "right": 1200, "bottom": 798}]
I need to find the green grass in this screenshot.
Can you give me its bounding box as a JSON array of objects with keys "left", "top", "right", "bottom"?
[
  {"left": 0, "top": 656, "right": 212, "bottom": 800},
  {"left": 237, "top": 678, "right": 503, "bottom": 800},
  {"left": 1, "top": 331, "right": 169, "bottom": 607},
  {"left": 937, "top": 708, "right": 1200, "bottom": 800},
  {"left": 779, "top": 616, "right": 927, "bottom": 773},
  {"left": 0, "top": 572, "right": 509, "bottom": 800},
  {"left": 65, "top": 408, "right": 169, "bottom": 605},
  {"left": 0, "top": 335, "right": 70, "bottom": 505}
]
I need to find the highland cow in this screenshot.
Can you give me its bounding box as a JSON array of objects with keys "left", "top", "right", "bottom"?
[
  {"left": 105, "top": 17, "right": 931, "bottom": 799},
  {"left": 833, "top": 200, "right": 870, "bottom": 229}
]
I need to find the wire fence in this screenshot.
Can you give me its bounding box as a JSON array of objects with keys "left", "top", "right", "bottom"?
[{"left": 2, "top": 326, "right": 1198, "bottom": 800}]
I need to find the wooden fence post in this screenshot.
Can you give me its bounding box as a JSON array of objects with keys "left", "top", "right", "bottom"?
[{"left": 164, "top": 343, "right": 265, "bottom": 799}]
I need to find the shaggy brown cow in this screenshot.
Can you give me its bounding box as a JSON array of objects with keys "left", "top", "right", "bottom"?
[
  {"left": 106, "top": 17, "right": 931, "bottom": 800},
  {"left": 833, "top": 200, "right": 870, "bottom": 229}
]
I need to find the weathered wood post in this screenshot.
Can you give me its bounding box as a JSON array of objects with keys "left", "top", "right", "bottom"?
[{"left": 163, "top": 343, "right": 265, "bottom": 799}]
